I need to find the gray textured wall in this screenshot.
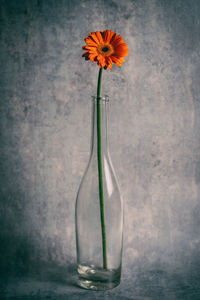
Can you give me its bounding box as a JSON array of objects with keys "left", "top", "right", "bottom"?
[{"left": 0, "top": 0, "right": 200, "bottom": 299}]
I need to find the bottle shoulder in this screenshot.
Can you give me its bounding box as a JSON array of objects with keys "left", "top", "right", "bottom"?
[{"left": 76, "top": 152, "right": 121, "bottom": 202}]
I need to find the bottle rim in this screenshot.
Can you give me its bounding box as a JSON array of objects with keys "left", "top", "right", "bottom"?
[{"left": 92, "top": 95, "right": 109, "bottom": 102}]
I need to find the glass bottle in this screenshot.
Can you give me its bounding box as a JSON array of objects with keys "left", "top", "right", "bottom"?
[{"left": 75, "top": 96, "right": 123, "bottom": 290}]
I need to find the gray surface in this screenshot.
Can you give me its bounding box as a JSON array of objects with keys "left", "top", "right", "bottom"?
[{"left": 0, "top": 0, "right": 200, "bottom": 299}]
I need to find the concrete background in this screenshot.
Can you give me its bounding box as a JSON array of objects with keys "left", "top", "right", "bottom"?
[{"left": 0, "top": 0, "right": 200, "bottom": 299}]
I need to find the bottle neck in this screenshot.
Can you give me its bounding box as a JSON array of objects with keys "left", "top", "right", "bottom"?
[{"left": 90, "top": 97, "right": 109, "bottom": 157}]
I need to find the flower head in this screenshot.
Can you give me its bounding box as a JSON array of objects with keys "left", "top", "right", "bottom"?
[{"left": 82, "top": 30, "right": 129, "bottom": 70}]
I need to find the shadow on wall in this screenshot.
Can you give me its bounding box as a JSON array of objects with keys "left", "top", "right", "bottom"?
[
  {"left": 0, "top": 230, "right": 77, "bottom": 284},
  {"left": 0, "top": 127, "right": 75, "bottom": 281}
]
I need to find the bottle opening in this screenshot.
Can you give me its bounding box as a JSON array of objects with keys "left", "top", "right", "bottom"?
[{"left": 92, "top": 95, "right": 109, "bottom": 102}]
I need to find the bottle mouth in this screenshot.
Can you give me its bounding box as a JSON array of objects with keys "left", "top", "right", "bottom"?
[{"left": 92, "top": 95, "right": 109, "bottom": 102}]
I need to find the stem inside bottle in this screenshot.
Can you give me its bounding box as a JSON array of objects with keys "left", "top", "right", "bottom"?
[{"left": 96, "top": 68, "right": 107, "bottom": 269}]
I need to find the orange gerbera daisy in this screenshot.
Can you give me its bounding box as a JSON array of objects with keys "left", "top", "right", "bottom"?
[{"left": 82, "top": 30, "right": 129, "bottom": 70}]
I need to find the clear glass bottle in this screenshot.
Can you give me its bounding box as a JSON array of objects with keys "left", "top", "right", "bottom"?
[{"left": 75, "top": 96, "right": 123, "bottom": 290}]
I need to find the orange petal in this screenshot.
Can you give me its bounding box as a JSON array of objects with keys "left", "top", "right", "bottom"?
[
  {"left": 89, "top": 32, "right": 100, "bottom": 45},
  {"left": 110, "top": 33, "right": 116, "bottom": 43},
  {"left": 111, "top": 35, "right": 125, "bottom": 47},
  {"left": 105, "top": 56, "right": 113, "bottom": 69},
  {"left": 115, "top": 43, "right": 129, "bottom": 51},
  {"left": 97, "top": 55, "right": 106, "bottom": 67},
  {"left": 114, "top": 44, "right": 129, "bottom": 56},
  {"left": 113, "top": 56, "right": 126, "bottom": 63},
  {"left": 96, "top": 31, "right": 104, "bottom": 44},
  {"left": 115, "top": 50, "right": 129, "bottom": 57},
  {"left": 84, "top": 37, "right": 97, "bottom": 46},
  {"left": 82, "top": 46, "right": 97, "bottom": 52},
  {"left": 82, "top": 52, "right": 90, "bottom": 60},
  {"left": 115, "top": 50, "right": 129, "bottom": 56},
  {"left": 102, "top": 30, "right": 116, "bottom": 43},
  {"left": 89, "top": 53, "right": 97, "bottom": 62},
  {"left": 110, "top": 55, "right": 123, "bottom": 66}
]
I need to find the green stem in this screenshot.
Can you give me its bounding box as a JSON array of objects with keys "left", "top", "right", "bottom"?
[{"left": 97, "top": 67, "right": 107, "bottom": 269}]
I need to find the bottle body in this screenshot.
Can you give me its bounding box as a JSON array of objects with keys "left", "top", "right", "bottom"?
[{"left": 75, "top": 96, "right": 123, "bottom": 290}]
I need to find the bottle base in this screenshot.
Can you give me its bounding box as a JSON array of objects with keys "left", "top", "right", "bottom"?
[{"left": 77, "top": 264, "right": 121, "bottom": 291}]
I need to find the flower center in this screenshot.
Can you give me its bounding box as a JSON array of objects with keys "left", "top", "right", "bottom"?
[
  {"left": 102, "top": 47, "right": 109, "bottom": 52},
  {"left": 97, "top": 43, "right": 114, "bottom": 56}
]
